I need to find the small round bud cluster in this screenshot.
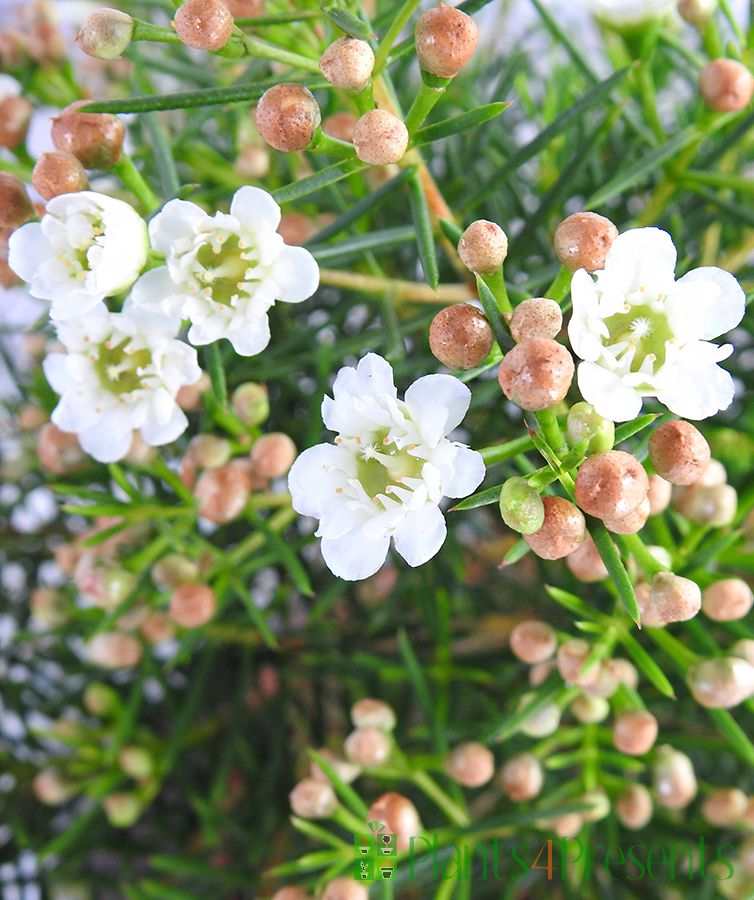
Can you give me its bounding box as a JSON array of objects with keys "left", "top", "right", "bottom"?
[
  {"left": 612, "top": 709, "right": 658, "bottom": 756},
  {"left": 499, "top": 752, "right": 543, "bottom": 802},
  {"left": 322, "top": 878, "right": 368, "bottom": 900},
  {"left": 0, "top": 93, "right": 31, "bottom": 149},
  {"left": 344, "top": 727, "right": 391, "bottom": 767},
  {"left": 523, "top": 496, "right": 585, "bottom": 560},
  {"left": 566, "top": 402, "right": 615, "bottom": 455},
  {"left": 368, "top": 792, "right": 422, "bottom": 851},
  {"left": 32, "top": 151, "right": 89, "bottom": 200},
  {"left": 457, "top": 220, "right": 508, "bottom": 274},
  {"left": 615, "top": 784, "right": 653, "bottom": 830},
  {"left": 647, "top": 474, "right": 672, "bottom": 515},
  {"left": 653, "top": 745, "right": 697, "bottom": 810},
  {"left": 679, "top": 0, "right": 718, "bottom": 26},
  {"left": 499, "top": 477, "right": 544, "bottom": 535},
  {"left": 554, "top": 212, "right": 618, "bottom": 272},
  {"left": 174, "top": 0, "right": 234, "bottom": 51},
  {"left": 575, "top": 451, "right": 648, "bottom": 526},
  {"left": 289, "top": 778, "right": 337, "bottom": 819},
  {"left": 37, "top": 424, "right": 86, "bottom": 474},
  {"left": 0, "top": 173, "right": 34, "bottom": 229},
  {"left": 429, "top": 304, "right": 493, "bottom": 370},
  {"left": 702, "top": 788, "right": 748, "bottom": 827},
  {"left": 250, "top": 433, "right": 297, "bottom": 479},
  {"left": 319, "top": 37, "right": 375, "bottom": 93},
  {"left": 194, "top": 462, "right": 252, "bottom": 523},
  {"left": 648, "top": 420, "right": 710, "bottom": 485},
  {"left": 556, "top": 638, "right": 598, "bottom": 688},
  {"left": 702, "top": 578, "right": 753, "bottom": 622},
  {"left": 352, "top": 109, "right": 408, "bottom": 165},
  {"left": 351, "top": 698, "right": 395, "bottom": 732},
  {"left": 646, "top": 572, "right": 701, "bottom": 625},
  {"left": 518, "top": 693, "right": 560, "bottom": 738},
  {"left": 700, "top": 59, "right": 754, "bottom": 113},
  {"left": 444, "top": 742, "right": 494, "bottom": 787},
  {"left": 51, "top": 102, "right": 125, "bottom": 170},
  {"left": 169, "top": 583, "right": 217, "bottom": 628},
  {"left": 567, "top": 535, "right": 608, "bottom": 583},
  {"left": 509, "top": 620, "right": 556, "bottom": 664},
  {"left": 76, "top": 8, "right": 134, "bottom": 60},
  {"left": 255, "top": 84, "right": 321, "bottom": 153},
  {"left": 508, "top": 298, "right": 562, "bottom": 343},
  {"left": 687, "top": 656, "right": 754, "bottom": 709},
  {"left": 86, "top": 631, "right": 143, "bottom": 669},
  {"left": 415, "top": 4, "right": 478, "bottom": 78},
  {"left": 497, "top": 338, "right": 574, "bottom": 411}
]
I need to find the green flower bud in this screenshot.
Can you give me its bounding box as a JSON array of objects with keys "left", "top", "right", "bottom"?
[
  {"left": 231, "top": 382, "right": 270, "bottom": 426},
  {"left": 101, "top": 568, "right": 136, "bottom": 610},
  {"left": 499, "top": 477, "right": 544, "bottom": 535},
  {"left": 103, "top": 792, "right": 142, "bottom": 828},
  {"left": 118, "top": 745, "right": 154, "bottom": 780},
  {"left": 566, "top": 402, "right": 615, "bottom": 454},
  {"left": 83, "top": 683, "right": 120, "bottom": 717},
  {"left": 76, "top": 9, "right": 134, "bottom": 60}
]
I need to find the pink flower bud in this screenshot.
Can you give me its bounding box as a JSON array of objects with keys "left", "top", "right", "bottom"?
[
  {"left": 51, "top": 102, "right": 125, "bottom": 170},
  {"left": 702, "top": 788, "right": 748, "bottom": 827},
  {"left": 497, "top": 338, "right": 574, "bottom": 410},
  {"left": 612, "top": 709, "right": 658, "bottom": 755},
  {"left": 32, "top": 151, "right": 89, "bottom": 201},
  {"left": 367, "top": 791, "right": 422, "bottom": 851},
  {"left": 289, "top": 777, "right": 337, "bottom": 818},
  {"left": 556, "top": 638, "right": 599, "bottom": 687},
  {"left": 524, "top": 496, "right": 585, "bottom": 560},
  {"left": 250, "top": 432, "right": 297, "bottom": 479},
  {"left": 575, "top": 450, "right": 648, "bottom": 520},
  {"left": 647, "top": 474, "right": 672, "bottom": 515},
  {"left": 0, "top": 94, "right": 31, "bottom": 149},
  {"left": 700, "top": 58, "right": 754, "bottom": 112},
  {"left": 33, "top": 769, "right": 76, "bottom": 806},
  {"left": 169, "top": 583, "right": 217, "bottom": 628},
  {"left": 554, "top": 212, "right": 618, "bottom": 272},
  {"left": 352, "top": 109, "right": 408, "bottom": 165},
  {"left": 443, "top": 742, "right": 494, "bottom": 787},
  {"left": 653, "top": 745, "right": 697, "bottom": 810},
  {"left": 173, "top": 0, "right": 234, "bottom": 51},
  {"left": 566, "top": 535, "right": 608, "bottom": 583},
  {"left": 649, "top": 572, "right": 701, "bottom": 625},
  {"left": 499, "top": 752, "right": 543, "bottom": 801},
  {"left": 255, "top": 84, "right": 321, "bottom": 152},
  {"left": 429, "top": 304, "right": 493, "bottom": 369},
  {"left": 687, "top": 657, "right": 754, "bottom": 708},
  {"left": 649, "top": 420, "right": 711, "bottom": 485},
  {"left": 415, "top": 4, "right": 478, "bottom": 78},
  {"left": 509, "top": 298, "right": 562, "bottom": 343},
  {"left": 615, "top": 784, "right": 653, "bottom": 829},
  {"left": 351, "top": 698, "right": 396, "bottom": 732},
  {"left": 194, "top": 462, "right": 252, "bottom": 523},
  {"left": 344, "top": 727, "right": 391, "bottom": 767},
  {"left": 457, "top": 220, "right": 508, "bottom": 274},
  {"left": 320, "top": 37, "right": 375, "bottom": 93},
  {"left": 702, "top": 578, "right": 753, "bottom": 622},
  {"left": 509, "top": 620, "right": 557, "bottom": 664},
  {"left": 76, "top": 8, "right": 134, "bottom": 60},
  {"left": 86, "top": 632, "right": 143, "bottom": 669},
  {"left": 0, "top": 173, "right": 33, "bottom": 229}
]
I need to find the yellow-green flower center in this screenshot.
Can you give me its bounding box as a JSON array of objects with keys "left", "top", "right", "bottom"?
[
  {"left": 603, "top": 302, "right": 674, "bottom": 372},
  {"left": 94, "top": 340, "right": 151, "bottom": 395},
  {"left": 356, "top": 432, "right": 423, "bottom": 498},
  {"left": 195, "top": 234, "right": 256, "bottom": 306}
]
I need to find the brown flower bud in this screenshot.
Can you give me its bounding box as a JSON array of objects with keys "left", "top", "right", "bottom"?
[
  {"left": 194, "top": 463, "right": 251, "bottom": 523},
  {"left": 731, "top": 639, "right": 754, "bottom": 666},
  {"left": 702, "top": 788, "right": 748, "bottom": 827},
  {"left": 0, "top": 30, "right": 28, "bottom": 70},
  {"left": 0, "top": 173, "right": 33, "bottom": 228},
  {"left": 151, "top": 553, "right": 200, "bottom": 590},
  {"left": 612, "top": 709, "right": 658, "bottom": 756},
  {"left": 575, "top": 450, "right": 648, "bottom": 520},
  {"left": 323, "top": 112, "right": 358, "bottom": 143},
  {"left": 615, "top": 784, "right": 653, "bottom": 829},
  {"left": 647, "top": 474, "right": 672, "bottom": 515},
  {"left": 499, "top": 752, "right": 543, "bottom": 802},
  {"left": 322, "top": 878, "right": 368, "bottom": 900},
  {"left": 235, "top": 143, "right": 270, "bottom": 179},
  {"left": 675, "top": 483, "right": 737, "bottom": 527},
  {"left": 351, "top": 698, "right": 396, "bottom": 732},
  {"left": 86, "top": 632, "right": 143, "bottom": 668},
  {"left": 319, "top": 37, "right": 375, "bottom": 92},
  {"left": 51, "top": 102, "right": 125, "bottom": 170},
  {"left": 509, "top": 619, "right": 557, "bottom": 664},
  {"left": 352, "top": 109, "right": 408, "bottom": 165},
  {"left": 497, "top": 338, "right": 574, "bottom": 410},
  {"left": 32, "top": 151, "right": 89, "bottom": 200},
  {"left": 570, "top": 693, "right": 610, "bottom": 723},
  {"left": 289, "top": 777, "right": 337, "bottom": 819},
  {"left": 33, "top": 769, "right": 76, "bottom": 806},
  {"left": 457, "top": 220, "right": 508, "bottom": 274},
  {"left": 509, "top": 298, "right": 562, "bottom": 343},
  {"left": 648, "top": 420, "right": 711, "bottom": 486},
  {"left": 687, "top": 657, "right": 754, "bottom": 709},
  {"left": 428, "top": 303, "right": 493, "bottom": 369},
  {"left": 368, "top": 792, "right": 422, "bottom": 851},
  {"left": 566, "top": 534, "right": 608, "bottom": 583},
  {"left": 37, "top": 423, "right": 86, "bottom": 474},
  {"left": 554, "top": 212, "right": 618, "bottom": 272},
  {"left": 606, "top": 657, "right": 639, "bottom": 690},
  {"left": 0, "top": 94, "right": 31, "bottom": 149},
  {"left": 174, "top": 0, "right": 234, "bottom": 51},
  {"left": 76, "top": 8, "right": 134, "bottom": 60},
  {"left": 250, "top": 433, "right": 296, "bottom": 479},
  {"left": 177, "top": 372, "right": 211, "bottom": 411},
  {"left": 169, "top": 583, "right": 217, "bottom": 628},
  {"left": 444, "top": 742, "right": 495, "bottom": 787},
  {"left": 556, "top": 638, "right": 599, "bottom": 687},
  {"left": 702, "top": 578, "right": 753, "bottom": 622},
  {"left": 602, "top": 496, "right": 650, "bottom": 535},
  {"left": 278, "top": 212, "right": 315, "bottom": 246},
  {"left": 524, "top": 496, "right": 585, "bottom": 560},
  {"left": 255, "top": 84, "right": 321, "bottom": 153},
  {"left": 415, "top": 4, "right": 478, "bottom": 78},
  {"left": 139, "top": 612, "right": 175, "bottom": 644},
  {"left": 649, "top": 572, "right": 701, "bottom": 625},
  {"left": 653, "top": 746, "right": 697, "bottom": 810},
  {"left": 700, "top": 58, "right": 754, "bottom": 112},
  {"left": 344, "top": 727, "right": 391, "bottom": 767}
]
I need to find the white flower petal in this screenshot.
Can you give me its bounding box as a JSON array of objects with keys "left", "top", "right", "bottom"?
[
  {"left": 656, "top": 343, "right": 736, "bottom": 420},
  {"left": 8, "top": 223, "right": 49, "bottom": 286},
  {"left": 404, "top": 374, "right": 471, "bottom": 445},
  {"left": 441, "top": 446, "right": 485, "bottom": 499},
  {"left": 289, "top": 444, "right": 350, "bottom": 518},
  {"left": 148, "top": 198, "right": 206, "bottom": 254},
  {"left": 577, "top": 361, "right": 644, "bottom": 422},
  {"left": 320, "top": 528, "right": 390, "bottom": 581},
  {"left": 77, "top": 412, "right": 134, "bottom": 463},
  {"left": 230, "top": 185, "right": 281, "bottom": 231},
  {"left": 42, "top": 353, "right": 75, "bottom": 394},
  {"left": 601, "top": 227, "right": 677, "bottom": 295},
  {"left": 672, "top": 267, "right": 745, "bottom": 341},
  {"left": 140, "top": 405, "right": 188, "bottom": 446},
  {"left": 393, "top": 503, "right": 447, "bottom": 568},
  {"left": 270, "top": 245, "right": 320, "bottom": 303},
  {"left": 227, "top": 315, "right": 271, "bottom": 356}
]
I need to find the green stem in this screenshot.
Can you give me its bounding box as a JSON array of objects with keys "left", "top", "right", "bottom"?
[
  {"left": 112, "top": 156, "right": 159, "bottom": 213},
  {"left": 544, "top": 266, "right": 572, "bottom": 303},
  {"left": 373, "top": 0, "right": 422, "bottom": 73},
  {"left": 309, "top": 128, "right": 357, "bottom": 159},
  {"left": 236, "top": 32, "right": 321, "bottom": 72},
  {"left": 410, "top": 771, "right": 469, "bottom": 827},
  {"left": 404, "top": 79, "right": 449, "bottom": 134},
  {"left": 132, "top": 19, "right": 183, "bottom": 45},
  {"left": 478, "top": 435, "right": 534, "bottom": 465},
  {"left": 617, "top": 533, "right": 669, "bottom": 578},
  {"left": 534, "top": 408, "right": 567, "bottom": 456},
  {"left": 481, "top": 269, "right": 512, "bottom": 315}
]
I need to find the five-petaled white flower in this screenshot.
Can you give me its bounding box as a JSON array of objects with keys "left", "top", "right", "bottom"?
[
  {"left": 43, "top": 303, "right": 202, "bottom": 463},
  {"left": 288, "top": 354, "right": 485, "bottom": 581},
  {"left": 8, "top": 191, "right": 148, "bottom": 320},
  {"left": 129, "top": 186, "right": 319, "bottom": 357},
  {"left": 587, "top": 0, "right": 675, "bottom": 28},
  {"left": 568, "top": 227, "right": 745, "bottom": 422}
]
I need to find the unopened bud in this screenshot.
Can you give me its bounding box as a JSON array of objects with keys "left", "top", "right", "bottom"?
[
  {"left": 100, "top": 568, "right": 136, "bottom": 610},
  {"left": 33, "top": 769, "right": 75, "bottom": 806},
  {"left": 351, "top": 698, "right": 395, "bottom": 732},
  {"left": 0, "top": 31, "right": 28, "bottom": 70},
  {"left": 86, "top": 632, "right": 143, "bottom": 668},
  {"left": 524, "top": 496, "right": 585, "bottom": 560},
  {"left": 235, "top": 143, "right": 270, "bottom": 180},
  {"left": 0, "top": 173, "right": 33, "bottom": 228},
  {"left": 125, "top": 432, "right": 157, "bottom": 466},
  {"left": 675, "top": 482, "right": 737, "bottom": 527},
  {"left": 323, "top": 112, "right": 358, "bottom": 143},
  {"left": 687, "top": 656, "right": 754, "bottom": 709},
  {"left": 186, "top": 434, "right": 232, "bottom": 469},
  {"left": 613, "top": 709, "right": 658, "bottom": 755},
  {"left": 76, "top": 8, "right": 134, "bottom": 59},
  {"left": 51, "top": 102, "right": 125, "bottom": 170},
  {"left": 498, "top": 338, "right": 574, "bottom": 411},
  {"left": 278, "top": 212, "right": 315, "bottom": 246},
  {"left": 415, "top": 4, "right": 478, "bottom": 78},
  {"left": 0, "top": 94, "right": 31, "bottom": 149},
  {"left": 37, "top": 423, "right": 87, "bottom": 474},
  {"left": 566, "top": 402, "right": 615, "bottom": 455},
  {"left": 322, "top": 878, "right": 368, "bottom": 900},
  {"left": 679, "top": 0, "right": 717, "bottom": 25},
  {"left": 649, "top": 572, "right": 701, "bottom": 624},
  {"left": 255, "top": 84, "right": 321, "bottom": 152},
  {"left": 174, "top": 0, "right": 234, "bottom": 51},
  {"left": 702, "top": 578, "right": 753, "bottom": 622},
  {"left": 556, "top": 638, "right": 599, "bottom": 687},
  {"left": 177, "top": 371, "right": 210, "bottom": 411},
  {"left": 444, "top": 742, "right": 494, "bottom": 788},
  {"left": 649, "top": 420, "right": 710, "bottom": 485},
  {"left": 509, "top": 298, "right": 562, "bottom": 343},
  {"left": 151, "top": 553, "right": 199, "bottom": 590},
  {"left": 249, "top": 432, "right": 297, "bottom": 479},
  {"left": 310, "top": 749, "right": 360, "bottom": 785},
  {"left": 509, "top": 619, "right": 556, "bottom": 664},
  {"left": 583, "top": 661, "right": 620, "bottom": 699},
  {"left": 140, "top": 612, "right": 175, "bottom": 644},
  {"left": 700, "top": 58, "right": 754, "bottom": 113},
  {"left": 271, "top": 889, "right": 310, "bottom": 900},
  {"left": 499, "top": 477, "right": 544, "bottom": 535},
  {"left": 653, "top": 745, "right": 697, "bottom": 809},
  {"left": 103, "top": 792, "right": 141, "bottom": 827},
  {"left": 84, "top": 683, "right": 120, "bottom": 717},
  {"left": 457, "top": 220, "right": 507, "bottom": 274},
  {"left": 566, "top": 535, "right": 608, "bottom": 583},
  {"left": 554, "top": 212, "right": 618, "bottom": 272},
  {"left": 606, "top": 658, "right": 639, "bottom": 690},
  {"left": 118, "top": 745, "right": 153, "bottom": 780},
  {"left": 731, "top": 639, "right": 754, "bottom": 666},
  {"left": 575, "top": 450, "right": 648, "bottom": 520},
  {"left": 169, "top": 583, "right": 217, "bottom": 628},
  {"left": 570, "top": 693, "right": 610, "bottom": 723},
  {"left": 320, "top": 37, "right": 374, "bottom": 92},
  {"left": 519, "top": 693, "right": 560, "bottom": 737},
  {"left": 344, "top": 727, "right": 391, "bottom": 767},
  {"left": 529, "top": 660, "right": 554, "bottom": 687},
  {"left": 352, "top": 109, "right": 408, "bottom": 165},
  {"left": 289, "top": 777, "right": 337, "bottom": 819},
  {"left": 603, "top": 496, "right": 650, "bottom": 535},
  {"left": 580, "top": 788, "right": 610, "bottom": 823},
  {"left": 194, "top": 462, "right": 251, "bottom": 522},
  {"left": 615, "top": 784, "right": 653, "bottom": 829},
  {"left": 368, "top": 792, "right": 422, "bottom": 851},
  {"left": 32, "top": 151, "right": 89, "bottom": 200},
  {"left": 647, "top": 474, "right": 672, "bottom": 515},
  {"left": 429, "top": 303, "right": 493, "bottom": 370},
  {"left": 702, "top": 788, "right": 747, "bottom": 827},
  {"left": 499, "top": 752, "right": 543, "bottom": 801},
  {"left": 223, "top": 0, "right": 266, "bottom": 14},
  {"left": 547, "top": 813, "right": 583, "bottom": 838}
]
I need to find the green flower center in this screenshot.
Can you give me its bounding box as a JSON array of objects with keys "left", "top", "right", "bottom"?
[
  {"left": 195, "top": 234, "right": 257, "bottom": 306},
  {"left": 94, "top": 340, "right": 151, "bottom": 395},
  {"left": 603, "top": 302, "right": 674, "bottom": 372},
  {"left": 356, "top": 432, "right": 424, "bottom": 499}
]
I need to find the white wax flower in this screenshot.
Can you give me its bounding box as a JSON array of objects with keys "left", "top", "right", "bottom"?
[
  {"left": 130, "top": 186, "right": 319, "bottom": 356},
  {"left": 8, "top": 191, "right": 148, "bottom": 320},
  {"left": 43, "top": 303, "right": 202, "bottom": 463},
  {"left": 587, "top": 0, "right": 675, "bottom": 27},
  {"left": 568, "top": 227, "right": 745, "bottom": 421},
  {"left": 288, "top": 354, "right": 485, "bottom": 581}
]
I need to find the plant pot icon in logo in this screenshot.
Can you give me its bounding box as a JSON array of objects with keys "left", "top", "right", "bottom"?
[
  {"left": 379, "top": 832, "right": 396, "bottom": 856},
  {"left": 354, "top": 833, "right": 374, "bottom": 856},
  {"left": 379, "top": 862, "right": 395, "bottom": 880},
  {"left": 354, "top": 858, "right": 374, "bottom": 881}
]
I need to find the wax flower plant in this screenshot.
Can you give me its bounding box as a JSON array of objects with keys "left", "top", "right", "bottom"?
[{"left": 2, "top": 0, "right": 754, "bottom": 897}]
